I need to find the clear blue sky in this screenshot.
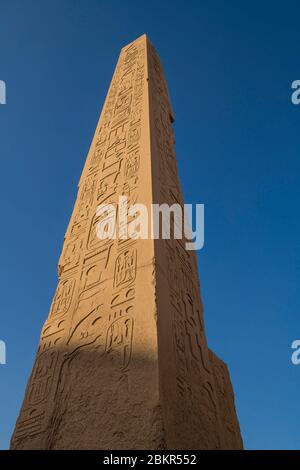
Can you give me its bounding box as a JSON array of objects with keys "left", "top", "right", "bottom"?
[{"left": 0, "top": 0, "right": 299, "bottom": 450}]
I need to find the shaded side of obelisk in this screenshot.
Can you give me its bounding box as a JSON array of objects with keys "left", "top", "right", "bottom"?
[
  {"left": 146, "top": 38, "right": 242, "bottom": 449},
  {"left": 11, "top": 35, "right": 243, "bottom": 450}
]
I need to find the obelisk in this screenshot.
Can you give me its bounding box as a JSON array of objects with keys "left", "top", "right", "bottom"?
[{"left": 11, "top": 35, "right": 243, "bottom": 450}]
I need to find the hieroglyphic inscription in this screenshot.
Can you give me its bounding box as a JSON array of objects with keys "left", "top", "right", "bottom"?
[
  {"left": 11, "top": 35, "right": 242, "bottom": 450},
  {"left": 11, "top": 37, "right": 147, "bottom": 448},
  {"left": 148, "top": 41, "right": 222, "bottom": 442}
]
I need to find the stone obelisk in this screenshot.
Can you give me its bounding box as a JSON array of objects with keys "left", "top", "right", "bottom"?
[{"left": 11, "top": 35, "right": 243, "bottom": 450}]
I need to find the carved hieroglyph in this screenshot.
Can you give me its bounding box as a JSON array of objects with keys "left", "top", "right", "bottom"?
[{"left": 11, "top": 35, "right": 243, "bottom": 450}]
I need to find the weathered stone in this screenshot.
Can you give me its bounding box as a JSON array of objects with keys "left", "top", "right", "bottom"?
[{"left": 11, "top": 34, "right": 243, "bottom": 450}]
